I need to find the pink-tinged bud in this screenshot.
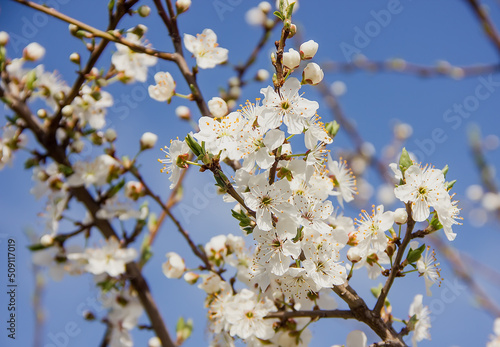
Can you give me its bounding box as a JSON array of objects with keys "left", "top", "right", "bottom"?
[
  {"left": 140, "top": 132, "right": 158, "bottom": 150},
  {"left": 300, "top": 40, "right": 318, "bottom": 60},
  {"left": 394, "top": 208, "right": 408, "bottom": 224},
  {"left": 282, "top": 48, "right": 300, "bottom": 70},
  {"left": 302, "top": 62, "right": 324, "bottom": 85},
  {"left": 23, "top": 42, "right": 45, "bottom": 61},
  {"left": 208, "top": 97, "right": 228, "bottom": 118}
]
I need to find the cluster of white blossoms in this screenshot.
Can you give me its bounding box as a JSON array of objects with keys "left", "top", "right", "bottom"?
[{"left": 157, "top": 30, "right": 460, "bottom": 344}]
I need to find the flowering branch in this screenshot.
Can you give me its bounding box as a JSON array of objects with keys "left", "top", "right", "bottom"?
[
  {"left": 1, "top": 88, "right": 177, "bottom": 347},
  {"left": 374, "top": 204, "right": 415, "bottom": 315},
  {"left": 465, "top": 0, "right": 500, "bottom": 54}
]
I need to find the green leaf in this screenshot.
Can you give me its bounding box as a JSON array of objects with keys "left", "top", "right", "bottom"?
[
  {"left": 406, "top": 243, "right": 426, "bottom": 264},
  {"left": 398, "top": 147, "right": 413, "bottom": 175},
  {"left": 106, "top": 178, "right": 125, "bottom": 199},
  {"left": 441, "top": 164, "right": 449, "bottom": 178},
  {"left": 28, "top": 243, "right": 49, "bottom": 251},
  {"left": 429, "top": 212, "right": 443, "bottom": 231},
  {"left": 285, "top": 2, "right": 295, "bottom": 19},
  {"left": 325, "top": 120, "right": 340, "bottom": 139},
  {"left": 185, "top": 134, "right": 203, "bottom": 157},
  {"left": 446, "top": 179, "right": 456, "bottom": 191},
  {"left": 273, "top": 10, "right": 285, "bottom": 21}
]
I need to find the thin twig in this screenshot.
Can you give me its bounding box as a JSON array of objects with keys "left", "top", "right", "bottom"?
[{"left": 466, "top": 0, "right": 500, "bottom": 54}]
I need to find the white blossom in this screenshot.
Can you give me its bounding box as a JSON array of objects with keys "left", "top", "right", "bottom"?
[
  {"left": 148, "top": 72, "right": 176, "bottom": 102},
  {"left": 111, "top": 32, "right": 157, "bottom": 82},
  {"left": 184, "top": 29, "right": 228, "bottom": 69},
  {"left": 162, "top": 252, "right": 185, "bottom": 278}
]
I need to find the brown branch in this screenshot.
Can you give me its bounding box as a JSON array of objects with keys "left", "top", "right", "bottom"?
[
  {"left": 266, "top": 309, "right": 354, "bottom": 320},
  {"left": 373, "top": 203, "right": 415, "bottom": 315},
  {"left": 322, "top": 60, "right": 500, "bottom": 78},
  {"left": 466, "top": 0, "right": 500, "bottom": 54},
  {"left": 129, "top": 166, "right": 212, "bottom": 270},
  {"left": 152, "top": 0, "right": 210, "bottom": 117},
  {"left": 273, "top": 23, "right": 291, "bottom": 90},
  {"left": 332, "top": 284, "right": 407, "bottom": 346}
]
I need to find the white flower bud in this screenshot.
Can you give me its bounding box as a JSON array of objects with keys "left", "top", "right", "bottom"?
[
  {"left": 347, "top": 247, "right": 362, "bottom": 263},
  {"left": 229, "top": 86, "right": 241, "bottom": 99},
  {"left": 40, "top": 234, "right": 54, "bottom": 247},
  {"left": 183, "top": 271, "right": 199, "bottom": 284},
  {"left": 37, "top": 109, "right": 47, "bottom": 119},
  {"left": 138, "top": 5, "right": 151, "bottom": 17},
  {"left": 162, "top": 252, "right": 185, "bottom": 279},
  {"left": 246, "top": 7, "right": 266, "bottom": 26},
  {"left": 68, "top": 24, "right": 79, "bottom": 35},
  {"left": 61, "top": 105, "right": 74, "bottom": 117},
  {"left": 300, "top": 40, "right": 318, "bottom": 60},
  {"left": 104, "top": 129, "right": 117, "bottom": 142},
  {"left": 394, "top": 208, "right": 408, "bottom": 224},
  {"left": 256, "top": 69, "right": 269, "bottom": 81},
  {"left": 302, "top": 62, "right": 324, "bottom": 85},
  {"left": 140, "top": 132, "right": 158, "bottom": 150},
  {"left": 69, "top": 53, "right": 80, "bottom": 64},
  {"left": 71, "top": 140, "right": 85, "bottom": 153},
  {"left": 56, "top": 128, "right": 67, "bottom": 143},
  {"left": 0, "top": 31, "right": 9, "bottom": 46},
  {"left": 208, "top": 97, "right": 228, "bottom": 118},
  {"left": 175, "top": 106, "right": 191, "bottom": 120},
  {"left": 330, "top": 80, "right": 347, "bottom": 96},
  {"left": 148, "top": 337, "right": 162, "bottom": 347},
  {"left": 176, "top": 0, "right": 191, "bottom": 13},
  {"left": 258, "top": 1, "right": 272, "bottom": 13},
  {"left": 282, "top": 48, "right": 300, "bottom": 70},
  {"left": 23, "top": 42, "right": 46, "bottom": 61}
]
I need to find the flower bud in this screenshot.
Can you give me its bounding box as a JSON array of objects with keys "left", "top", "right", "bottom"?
[
  {"left": 394, "top": 208, "right": 408, "bottom": 224},
  {"left": 125, "top": 181, "right": 145, "bottom": 200},
  {"left": 23, "top": 42, "right": 45, "bottom": 61},
  {"left": 162, "top": 252, "right": 185, "bottom": 279},
  {"left": 302, "top": 62, "right": 324, "bottom": 85},
  {"left": 347, "top": 247, "right": 362, "bottom": 263},
  {"left": 140, "top": 132, "right": 158, "bottom": 150},
  {"left": 300, "top": 40, "right": 318, "bottom": 60},
  {"left": 246, "top": 7, "right": 266, "bottom": 26},
  {"left": 288, "top": 24, "right": 297, "bottom": 38},
  {"left": 69, "top": 53, "right": 80, "bottom": 65},
  {"left": 259, "top": 1, "right": 271, "bottom": 13},
  {"left": 61, "top": 105, "right": 74, "bottom": 117},
  {"left": 208, "top": 97, "right": 228, "bottom": 118},
  {"left": 176, "top": 0, "right": 191, "bottom": 14},
  {"left": 40, "top": 234, "right": 54, "bottom": 247},
  {"left": 148, "top": 337, "right": 161, "bottom": 347},
  {"left": 183, "top": 271, "right": 199, "bottom": 285},
  {"left": 138, "top": 5, "right": 151, "bottom": 17},
  {"left": 68, "top": 24, "right": 79, "bottom": 35},
  {"left": 0, "top": 31, "right": 9, "bottom": 46},
  {"left": 71, "top": 139, "right": 85, "bottom": 153},
  {"left": 104, "top": 128, "right": 117, "bottom": 142},
  {"left": 175, "top": 106, "right": 191, "bottom": 120},
  {"left": 330, "top": 80, "right": 347, "bottom": 96},
  {"left": 282, "top": 48, "right": 300, "bottom": 70},
  {"left": 37, "top": 109, "right": 47, "bottom": 119},
  {"left": 256, "top": 69, "right": 269, "bottom": 81}
]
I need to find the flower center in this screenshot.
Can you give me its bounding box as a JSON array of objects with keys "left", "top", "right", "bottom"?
[{"left": 281, "top": 100, "right": 290, "bottom": 110}]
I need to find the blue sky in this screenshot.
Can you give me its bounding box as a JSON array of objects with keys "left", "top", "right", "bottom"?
[{"left": 1, "top": 0, "right": 500, "bottom": 346}]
